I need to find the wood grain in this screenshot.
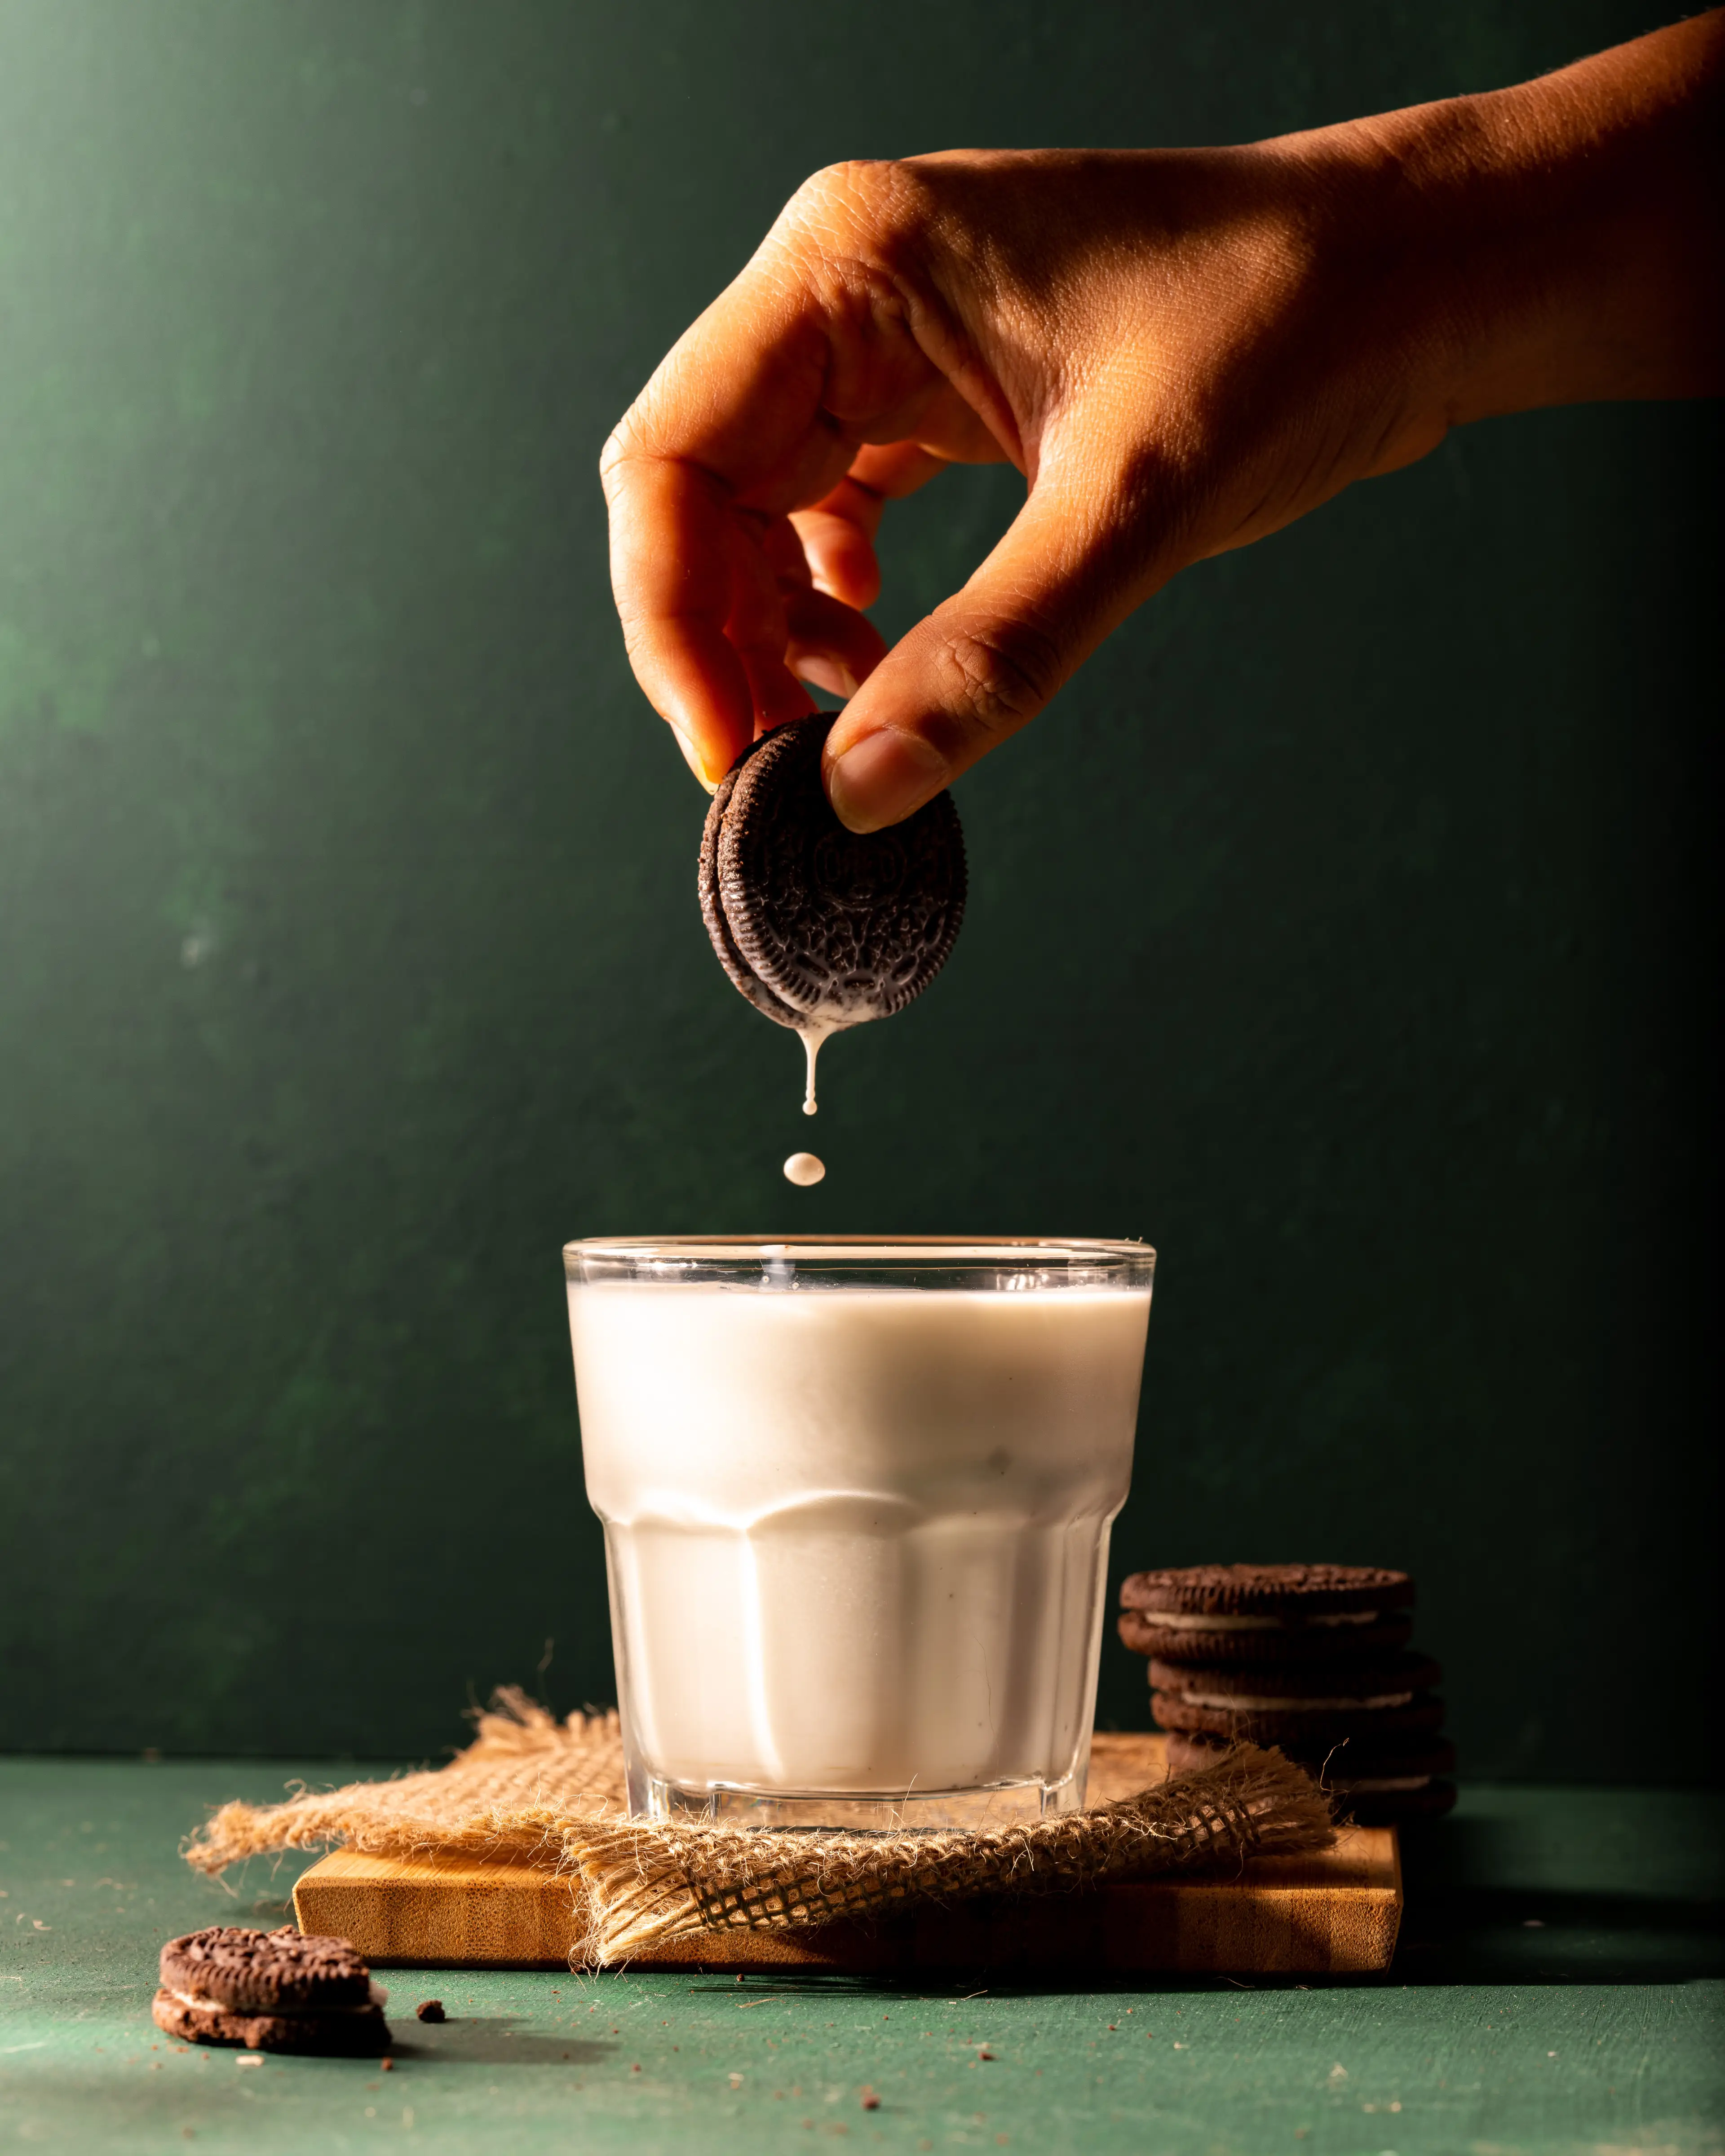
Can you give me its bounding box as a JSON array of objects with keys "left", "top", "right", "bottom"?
[{"left": 292, "top": 1734, "right": 1401, "bottom": 1974}]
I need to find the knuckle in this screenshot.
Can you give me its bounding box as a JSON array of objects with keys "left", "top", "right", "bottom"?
[
  {"left": 778, "top": 159, "right": 931, "bottom": 267},
  {"left": 787, "top": 158, "right": 894, "bottom": 221},
  {"left": 598, "top": 410, "right": 655, "bottom": 490},
  {"left": 933, "top": 619, "right": 1064, "bottom": 737},
  {"left": 597, "top": 424, "right": 631, "bottom": 486}
]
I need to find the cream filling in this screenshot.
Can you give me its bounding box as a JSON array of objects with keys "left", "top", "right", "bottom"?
[
  {"left": 1331, "top": 1774, "right": 1431, "bottom": 1793},
  {"left": 1181, "top": 1688, "right": 1414, "bottom": 1712},
  {"left": 168, "top": 1981, "right": 388, "bottom": 2018},
  {"left": 1146, "top": 1608, "right": 1380, "bottom": 1631}
]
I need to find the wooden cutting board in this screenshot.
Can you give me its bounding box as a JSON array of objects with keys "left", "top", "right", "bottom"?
[{"left": 291, "top": 1732, "right": 1401, "bottom": 1975}]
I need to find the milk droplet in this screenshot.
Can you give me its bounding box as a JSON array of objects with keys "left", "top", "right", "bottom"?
[
  {"left": 801, "top": 1029, "right": 823, "bottom": 1115},
  {"left": 783, "top": 1152, "right": 825, "bottom": 1186}
]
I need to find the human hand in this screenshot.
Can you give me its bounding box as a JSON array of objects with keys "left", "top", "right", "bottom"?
[{"left": 602, "top": 15, "right": 1721, "bottom": 830}]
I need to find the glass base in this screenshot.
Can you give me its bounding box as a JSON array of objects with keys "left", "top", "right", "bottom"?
[{"left": 632, "top": 1766, "right": 1086, "bottom": 1831}]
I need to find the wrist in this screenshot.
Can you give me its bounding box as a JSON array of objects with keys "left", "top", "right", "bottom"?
[{"left": 1333, "top": 14, "right": 1724, "bottom": 432}]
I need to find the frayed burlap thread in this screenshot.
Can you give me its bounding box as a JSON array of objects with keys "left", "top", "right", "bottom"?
[
  {"left": 184, "top": 1691, "right": 1332, "bottom": 1969},
  {"left": 186, "top": 1692, "right": 628, "bottom": 1876},
  {"left": 568, "top": 1742, "right": 1331, "bottom": 1963}
]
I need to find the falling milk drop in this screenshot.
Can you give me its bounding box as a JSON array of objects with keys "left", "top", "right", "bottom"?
[
  {"left": 797, "top": 1016, "right": 845, "bottom": 1117},
  {"left": 783, "top": 1152, "right": 826, "bottom": 1186}
]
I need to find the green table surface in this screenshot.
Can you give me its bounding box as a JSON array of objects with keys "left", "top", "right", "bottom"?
[{"left": 2, "top": 1759, "right": 1720, "bottom": 2156}]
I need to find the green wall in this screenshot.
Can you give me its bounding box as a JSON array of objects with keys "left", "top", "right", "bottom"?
[{"left": 0, "top": 0, "right": 1715, "bottom": 1780}]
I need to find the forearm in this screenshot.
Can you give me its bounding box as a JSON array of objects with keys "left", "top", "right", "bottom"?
[{"left": 1346, "top": 11, "right": 1725, "bottom": 429}]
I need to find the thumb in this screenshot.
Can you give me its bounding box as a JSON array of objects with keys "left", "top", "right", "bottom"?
[{"left": 821, "top": 470, "right": 1161, "bottom": 832}]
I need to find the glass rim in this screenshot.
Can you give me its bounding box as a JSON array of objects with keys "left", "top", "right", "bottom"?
[{"left": 565, "top": 1233, "right": 1154, "bottom": 1273}]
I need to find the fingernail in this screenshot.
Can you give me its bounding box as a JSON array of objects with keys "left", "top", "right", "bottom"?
[
  {"left": 670, "top": 723, "right": 720, "bottom": 793},
  {"left": 792, "top": 655, "right": 860, "bottom": 700},
  {"left": 825, "top": 728, "right": 949, "bottom": 833}
]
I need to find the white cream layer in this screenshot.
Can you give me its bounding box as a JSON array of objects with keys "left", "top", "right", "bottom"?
[
  {"left": 168, "top": 1981, "right": 388, "bottom": 2017},
  {"left": 1180, "top": 1688, "right": 1415, "bottom": 1711},
  {"left": 1146, "top": 1608, "right": 1380, "bottom": 1631}
]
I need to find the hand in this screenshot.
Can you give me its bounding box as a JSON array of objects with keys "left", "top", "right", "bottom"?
[{"left": 602, "top": 14, "right": 1722, "bottom": 830}]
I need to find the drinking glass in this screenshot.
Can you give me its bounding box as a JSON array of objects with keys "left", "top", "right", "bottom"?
[{"left": 566, "top": 1236, "right": 1154, "bottom": 1828}]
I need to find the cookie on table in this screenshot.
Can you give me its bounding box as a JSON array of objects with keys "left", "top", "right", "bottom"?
[
  {"left": 152, "top": 1926, "right": 390, "bottom": 2054},
  {"left": 1119, "top": 1563, "right": 1414, "bottom": 1664},
  {"left": 1150, "top": 1650, "right": 1443, "bottom": 1745},
  {"left": 1167, "top": 1730, "right": 1459, "bottom": 1825}
]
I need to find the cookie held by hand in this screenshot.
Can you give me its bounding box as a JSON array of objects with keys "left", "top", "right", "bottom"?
[
  {"left": 151, "top": 1925, "right": 390, "bottom": 2054},
  {"left": 699, "top": 713, "right": 966, "bottom": 1109}
]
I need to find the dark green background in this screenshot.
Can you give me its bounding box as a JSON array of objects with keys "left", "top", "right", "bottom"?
[{"left": 0, "top": 0, "right": 1715, "bottom": 1780}]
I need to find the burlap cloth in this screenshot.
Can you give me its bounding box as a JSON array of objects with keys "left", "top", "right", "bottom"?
[{"left": 186, "top": 1690, "right": 1334, "bottom": 1967}]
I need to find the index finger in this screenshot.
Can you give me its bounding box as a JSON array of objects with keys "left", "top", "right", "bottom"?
[
  {"left": 601, "top": 282, "right": 855, "bottom": 782},
  {"left": 600, "top": 186, "right": 968, "bottom": 780}
]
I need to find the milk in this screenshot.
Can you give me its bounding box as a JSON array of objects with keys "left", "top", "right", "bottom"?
[{"left": 570, "top": 1280, "right": 1150, "bottom": 1811}]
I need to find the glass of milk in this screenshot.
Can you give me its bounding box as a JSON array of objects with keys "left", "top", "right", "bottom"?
[{"left": 565, "top": 1236, "right": 1154, "bottom": 1829}]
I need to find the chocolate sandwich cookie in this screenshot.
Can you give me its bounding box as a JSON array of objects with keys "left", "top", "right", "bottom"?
[
  {"left": 1119, "top": 1563, "right": 1415, "bottom": 1665},
  {"left": 152, "top": 1926, "right": 391, "bottom": 2054},
  {"left": 1150, "top": 1651, "right": 1443, "bottom": 1744},
  {"left": 1166, "top": 1731, "right": 1458, "bottom": 1825},
  {"left": 699, "top": 713, "right": 967, "bottom": 1037}
]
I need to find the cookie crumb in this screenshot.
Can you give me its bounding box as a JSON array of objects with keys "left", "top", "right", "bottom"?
[{"left": 415, "top": 2000, "right": 445, "bottom": 2023}]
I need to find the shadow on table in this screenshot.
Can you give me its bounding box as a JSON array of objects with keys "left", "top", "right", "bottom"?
[
  {"left": 666, "top": 1818, "right": 1724, "bottom": 1996},
  {"left": 1389, "top": 1816, "right": 1725, "bottom": 1986},
  {"left": 1389, "top": 1882, "right": 1724, "bottom": 1984},
  {"left": 674, "top": 1920, "right": 1723, "bottom": 1997},
  {"left": 389, "top": 2022, "right": 617, "bottom": 2066}
]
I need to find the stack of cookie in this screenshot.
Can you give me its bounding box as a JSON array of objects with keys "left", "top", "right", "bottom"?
[{"left": 1119, "top": 1563, "right": 1456, "bottom": 1824}]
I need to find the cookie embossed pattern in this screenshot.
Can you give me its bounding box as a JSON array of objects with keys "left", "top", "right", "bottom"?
[{"left": 699, "top": 712, "right": 967, "bottom": 1120}]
